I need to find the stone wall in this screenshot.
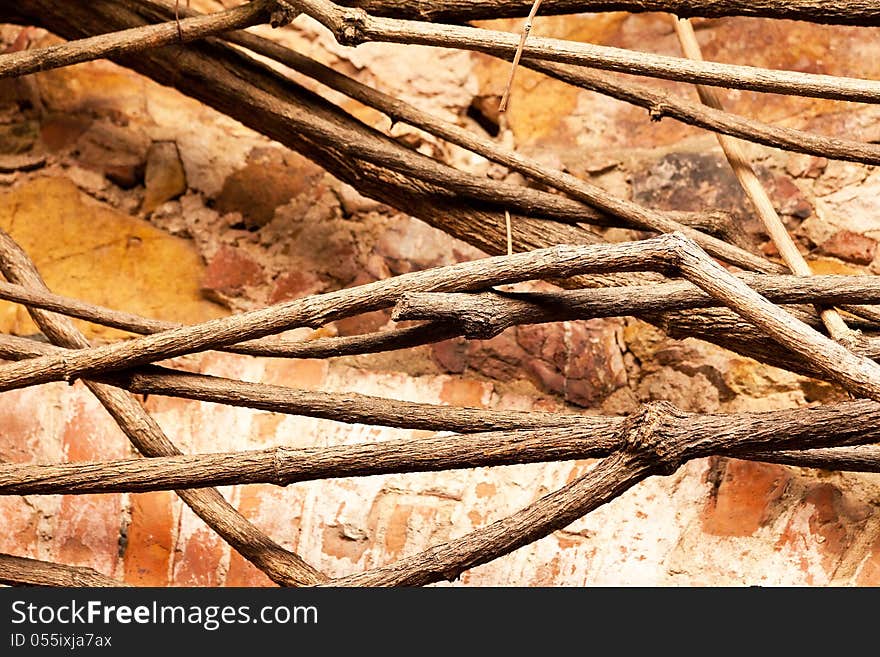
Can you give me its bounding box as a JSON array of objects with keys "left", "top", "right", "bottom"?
[{"left": 1, "top": 5, "right": 880, "bottom": 585}]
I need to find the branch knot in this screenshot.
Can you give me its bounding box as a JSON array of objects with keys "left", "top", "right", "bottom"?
[
  {"left": 270, "top": 1, "right": 298, "bottom": 28},
  {"left": 339, "top": 8, "right": 368, "bottom": 46},
  {"left": 618, "top": 401, "right": 688, "bottom": 475},
  {"left": 271, "top": 446, "right": 285, "bottom": 486}
]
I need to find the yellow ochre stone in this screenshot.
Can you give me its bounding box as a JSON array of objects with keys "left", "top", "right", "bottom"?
[{"left": 0, "top": 176, "right": 226, "bottom": 340}]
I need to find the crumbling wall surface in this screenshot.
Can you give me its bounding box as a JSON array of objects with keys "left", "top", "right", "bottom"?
[{"left": 2, "top": 5, "right": 880, "bottom": 586}]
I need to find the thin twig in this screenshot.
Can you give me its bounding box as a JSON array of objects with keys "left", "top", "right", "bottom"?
[
  {"left": 521, "top": 58, "right": 880, "bottom": 166},
  {"left": 7, "top": 398, "right": 880, "bottom": 496},
  {"left": 295, "top": 0, "right": 880, "bottom": 104},
  {"left": 499, "top": 0, "right": 543, "bottom": 112},
  {"left": 0, "top": 0, "right": 272, "bottom": 80},
  {"left": 671, "top": 15, "right": 853, "bottom": 344},
  {"left": 333, "top": 0, "right": 880, "bottom": 26}
]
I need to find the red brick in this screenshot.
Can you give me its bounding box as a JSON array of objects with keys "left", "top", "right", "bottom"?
[
  {"left": 439, "top": 378, "right": 489, "bottom": 408},
  {"left": 0, "top": 498, "right": 39, "bottom": 556},
  {"left": 215, "top": 148, "right": 322, "bottom": 228},
  {"left": 772, "top": 174, "right": 812, "bottom": 218},
  {"left": 262, "top": 358, "right": 327, "bottom": 390},
  {"left": 0, "top": 389, "right": 61, "bottom": 558},
  {"left": 818, "top": 230, "right": 877, "bottom": 265},
  {"left": 53, "top": 393, "right": 126, "bottom": 573},
  {"left": 123, "top": 492, "right": 175, "bottom": 586},
  {"left": 53, "top": 495, "right": 120, "bottom": 575},
  {"left": 431, "top": 337, "right": 469, "bottom": 374},
  {"left": 225, "top": 551, "right": 276, "bottom": 587},
  {"left": 62, "top": 393, "right": 128, "bottom": 461},
  {"left": 702, "top": 459, "right": 790, "bottom": 537},
  {"left": 225, "top": 487, "right": 276, "bottom": 587},
  {"left": 73, "top": 120, "right": 148, "bottom": 188},
  {"left": 0, "top": 389, "right": 46, "bottom": 463},
  {"left": 530, "top": 554, "right": 563, "bottom": 586},
  {"left": 268, "top": 270, "right": 322, "bottom": 304},
  {"left": 142, "top": 141, "right": 186, "bottom": 212},
  {"left": 564, "top": 320, "right": 628, "bottom": 406},
  {"left": 517, "top": 324, "right": 566, "bottom": 367},
  {"left": 334, "top": 309, "right": 390, "bottom": 337},
  {"left": 201, "top": 245, "right": 265, "bottom": 298},
  {"left": 468, "top": 331, "right": 526, "bottom": 381},
  {"left": 172, "top": 525, "right": 226, "bottom": 587},
  {"left": 321, "top": 524, "right": 370, "bottom": 564},
  {"left": 383, "top": 503, "right": 415, "bottom": 559},
  {"left": 40, "top": 113, "right": 91, "bottom": 152},
  {"left": 475, "top": 482, "right": 497, "bottom": 499},
  {"left": 523, "top": 358, "right": 565, "bottom": 397}
]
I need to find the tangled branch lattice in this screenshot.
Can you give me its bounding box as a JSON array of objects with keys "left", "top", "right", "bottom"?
[{"left": 3, "top": 0, "right": 880, "bottom": 587}]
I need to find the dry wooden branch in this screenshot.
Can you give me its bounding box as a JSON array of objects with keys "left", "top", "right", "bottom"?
[
  {"left": 334, "top": 447, "right": 651, "bottom": 585},
  {"left": 334, "top": 0, "right": 880, "bottom": 26},
  {"left": 0, "top": 0, "right": 271, "bottom": 80},
  {"left": 498, "top": 0, "right": 543, "bottom": 112},
  {"left": 5, "top": 327, "right": 880, "bottom": 480},
  {"left": 5, "top": 282, "right": 880, "bottom": 391},
  {"left": 0, "top": 229, "right": 326, "bottom": 588},
  {"left": 102, "top": 366, "right": 584, "bottom": 432},
  {"left": 0, "top": 0, "right": 597, "bottom": 269},
  {"left": 754, "top": 445, "right": 880, "bottom": 472},
  {"left": 0, "top": 554, "right": 125, "bottom": 587},
  {"left": 0, "top": 426, "right": 613, "bottom": 495},
  {"left": 0, "top": 0, "right": 872, "bottom": 385},
  {"left": 3, "top": 331, "right": 566, "bottom": 433},
  {"left": 653, "top": 306, "right": 880, "bottom": 380},
  {"left": 295, "top": 0, "right": 880, "bottom": 104},
  {"left": 0, "top": 237, "right": 679, "bottom": 393},
  {"left": 0, "top": 278, "right": 382, "bottom": 358},
  {"left": 21, "top": 2, "right": 643, "bottom": 254},
  {"left": 4, "top": 233, "right": 880, "bottom": 404},
  {"left": 1, "top": 234, "right": 877, "bottom": 397},
  {"left": 392, "top": 235, "right": 880, "bottom": 401},
  {"left": 0, "top": 0, "right": 868, "bottom": 297},
  {"left": 393, "top": 276, "right": 880, "bottom": 335},
  {"left": 6, "top": 398, "right": 880, "bottom": 496},
  {"left": 135, "top": 2, "right": 780, "bottom": 276},
  {"left": 669, "top": 233, "right": 880, "bottom": 400},
  {"left": 671, "top": 16, "right": 852, "bottom": 343},
  {"left": 522, "top": 59, "right": 880, "bottom": 166},
  {"left": 331, "top": 397, "right": 880, "bottom": 586}
]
